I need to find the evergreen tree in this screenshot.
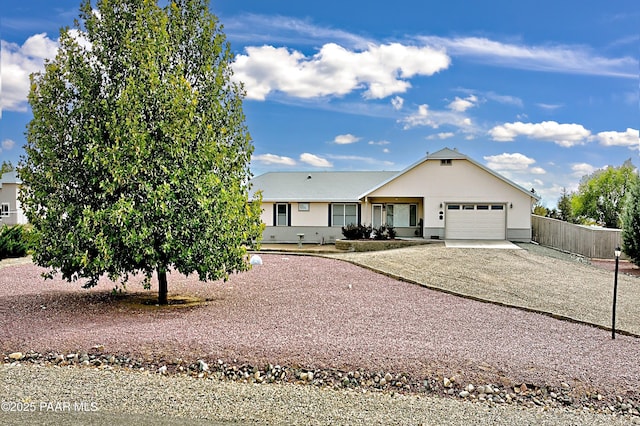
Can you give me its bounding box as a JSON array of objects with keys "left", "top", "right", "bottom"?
[
  {"left": 556, "top": 187, "right": 574, "bottom": 222},
  {"left": 621, "top": 173, "right": 640, "bottom": 266}
]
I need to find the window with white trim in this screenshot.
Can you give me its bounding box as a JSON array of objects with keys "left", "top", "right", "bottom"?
[
  {"left": 0, "top": 203, "right": 9, "bottom": 217},
  {"left": 387, "top": 203, "right": 418, "bottom": 227},
  {"left": 332, "top": 203, "right": 357, "bottom": 226},
  {"left": 298, "top": 202, "right": 309, "bottom": 211},
  {"left": 276, "top": 203, "right": 289, "bottom": 226}
]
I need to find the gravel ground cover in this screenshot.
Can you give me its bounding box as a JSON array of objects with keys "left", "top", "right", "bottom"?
[
  {"left": 328, "top": 242, "right": 640, "bottom": 336},
  {"left": 1, "top": 247, "right": 639, "bottom": 424},
  {"left": 1, "top": 363, "right": 636, "bottom": 426}
]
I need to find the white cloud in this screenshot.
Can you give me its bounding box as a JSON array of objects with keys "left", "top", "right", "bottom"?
[
  {"left": 333, "top": 134, "right": 360, "bottom": 145},
  {"left": 484, "top": 152, "right": 546, "bottom": 181},
  {"left": 427, "top": 132, "right": 455, "bottom": 140},
  {"left": 224, "top": 14, "right": 373, "bottom": 50},
  {"left": 536, "top": 103, "right": 563, "bottom": 110},
  {"left": 1, "top": 33, "right": 58, "bottom": 114},
  {"left": 325, "top": 154, "right": 394, "bottom": 167},
  {"left": 457, "top": 88, "right": 523, "bottom": 107},
  {"left": 1, "top": 139, "right": 16, "bottom": 151},
  {"left": 571, "top": 163, "right": 597, "bottom": 178},
  {"left": 488, "top": 121, "right": 591, "bottom": 147},
  {"left": 391, "top": 96, "right": 404, "bottom": 110},
  {"left": 485, "top": 92, "right": 523, "bottom": 107},
  {"left": 232, "top": 42, "right": 450, "bottom": 100},
  {"left": 596, "top": 128, "right": 639, "bottom": 149},
  {"left": 484, "top": 152, "right": 537, "bottom": 171},
  {"left": 447, "top": 95, "right": 478, "bottom": 112},
  {"left": 253, "top": 153, "right": 296, "bottom": 166},
  {"left": 300, "top": 153, "right": 332, "bottom": 167},
  {"left": 400, "top": 104, "right": 474, "bottom": 130},
  {"left": 419, "top": 36, "right": 637, "bottom": 79},
  {"left": 368, "top": 140, "right": 390, "bottom": 146}
]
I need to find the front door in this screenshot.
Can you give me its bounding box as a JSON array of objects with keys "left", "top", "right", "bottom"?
[{"left": 372, "top": 204, "right": 383, "bottom": 228}]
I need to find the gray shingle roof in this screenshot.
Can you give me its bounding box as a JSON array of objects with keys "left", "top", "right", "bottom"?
[
  {"left": 250, "top": 171, "right": 397, "bottom": 202},
  {"left": 250, "top": 148, "right": 540, "bottom": 203}
]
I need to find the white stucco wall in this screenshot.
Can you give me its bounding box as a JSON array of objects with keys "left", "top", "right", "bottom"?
[
  {"left": 291, "top": 202, "right": 329, "bottom": 226},
  {"left": 0, "top": 183, "right": 27, "bottom": 225},
  {"left": 257, "top": 156, "right": 536, "bottom": 242},
  {"left": 365, "top": 159, "right": 534, "bottom": 231},
  {"left": 260, "top": 202, "right": 330, "bottom": 227}
]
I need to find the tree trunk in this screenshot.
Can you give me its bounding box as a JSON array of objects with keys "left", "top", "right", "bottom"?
[{"left": 158, "top": 268, "right": 168, "bottom": 305}]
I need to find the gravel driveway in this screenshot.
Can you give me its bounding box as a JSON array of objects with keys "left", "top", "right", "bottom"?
[
  {"left": 328, "top": 242, "right": 640, "bottom": 336},
  {"left": 1, "top": 245, "right": 639, "bottom": 424}
]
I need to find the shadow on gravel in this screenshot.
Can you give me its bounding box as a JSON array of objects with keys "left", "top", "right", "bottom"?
[
  {"left": 0, "top": 289, "right": 215, "bottom": 320},
  {"left": 117, "top": 293, "right": 211, "bottom": 309}
]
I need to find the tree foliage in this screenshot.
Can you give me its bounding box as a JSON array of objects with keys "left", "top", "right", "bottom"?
[
  {"left": 622, "top": 172, "right": 640, "bottom": 266},
  {"left": 532, "top": 203, "right": 548, "bottom": 217},
  {"left": 571, "top": 160, "right": 636, "bottom": 228},
  {"left": 0, "top": 225, "right": 34, "bottom": 260},
  {"left": 1, "top": 161, "right": 14, "bottom": 176},
  {"left": 556, "top": 187, "right": 574, "bottom": 223},
  {"left": 19, "top": 0, "right": 263, "bottom": 304}
]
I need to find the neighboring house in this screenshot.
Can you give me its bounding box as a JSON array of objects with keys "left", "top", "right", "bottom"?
[
  {"left": 250, "top": 148, "right": 540, "bottom": 244},
  {"left": 0, "top": 171, "right": 27, "bottom": 225}
]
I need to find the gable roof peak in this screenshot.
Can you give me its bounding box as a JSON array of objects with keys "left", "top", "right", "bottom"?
[{"left": 426, "top": 147, "right": 466, "bottom": 160}]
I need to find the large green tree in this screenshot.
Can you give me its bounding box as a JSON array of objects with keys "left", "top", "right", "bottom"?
[
  {"left": 19, "top": 0, "right": 263, "bottom": 304},
  {"left": 621, "top": 172, "right": 640, "bottom": 266},
  {"left": 571, "top": 160, "right": 636, "bottom": 228}
]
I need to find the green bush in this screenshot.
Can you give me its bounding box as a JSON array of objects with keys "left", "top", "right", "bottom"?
[
  {"left": 341, "top": 223, "right": 397, "bottom": 240},
  {"left": 0, "top": 225, "right": 34, "bottom": 260},
  {"left": 341, "top": 223, "right": 373, "bottom": 240},
  {"left": 372, "top": 225, "right": 396, "bottom": 240}
]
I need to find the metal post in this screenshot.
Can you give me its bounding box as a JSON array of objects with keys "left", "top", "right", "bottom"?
[{"left": 612, "top": 247, "right": 621, "bottom": 339}]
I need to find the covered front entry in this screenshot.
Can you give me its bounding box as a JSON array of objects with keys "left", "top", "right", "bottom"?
[
  {"left": 372, "top": 204, "right": 384, "bottom": 228},
  {"left": 366, "top": 198, "right": 423, "bottom": 238},
  {"left": 445, "top": 203, "right": 506, "bottom": 240}
]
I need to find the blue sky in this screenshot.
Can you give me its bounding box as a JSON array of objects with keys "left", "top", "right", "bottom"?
[{"left": 1, "top": 0, "right": 638, "bottom": 207}]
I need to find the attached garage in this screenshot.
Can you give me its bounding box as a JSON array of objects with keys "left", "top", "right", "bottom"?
[
  {"left": 251, "top": 148, "right": 540, "bottom": 243},
  {"left": 444, "top": 203, "right": 506, "bottom": 240}
]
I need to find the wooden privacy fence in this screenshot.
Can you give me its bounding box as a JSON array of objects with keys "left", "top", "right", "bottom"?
[{"left": 531, "top": 214, "right": 623, "bottom": 259}]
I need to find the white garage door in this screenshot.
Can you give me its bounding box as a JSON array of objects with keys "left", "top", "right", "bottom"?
[{"left": 445, "top": 204, "right": 506, "bottom": 240}]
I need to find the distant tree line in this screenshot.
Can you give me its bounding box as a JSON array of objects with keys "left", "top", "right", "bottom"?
[{"left": 532, "top": 159, "right": 640, "bottom": 266}]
